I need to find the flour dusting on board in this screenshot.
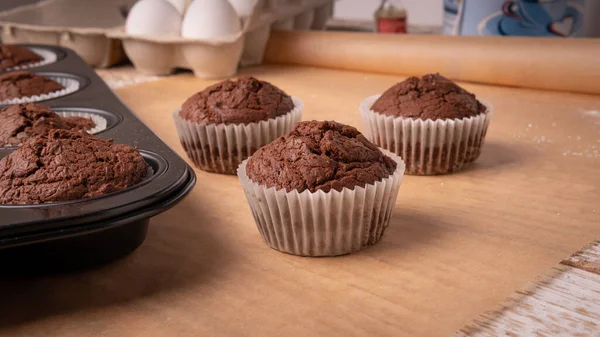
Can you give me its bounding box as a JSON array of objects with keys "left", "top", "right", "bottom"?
[
  {"left": 532, "top": 136, "right": 552, "bottom": 144},
  {"left": 567, "top": 110, "right": 600, "bottom": 158},
  {"left": 563, "top": 146, "right": 599, "bottom": 158},
  {"left": 582, "top": 109, "right": 600, "bottom": 117},
  {"left": 510, "top": 119, "right": 599, "bottom": 158}
]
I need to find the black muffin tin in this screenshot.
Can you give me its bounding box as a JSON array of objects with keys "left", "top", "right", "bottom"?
[{"left": 0, "top": 45, "right": 196, "bottom": 272}]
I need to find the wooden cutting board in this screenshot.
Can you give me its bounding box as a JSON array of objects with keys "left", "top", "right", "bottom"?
[{"left": 0, "top": 65, "right": 599, "bottom": 337}]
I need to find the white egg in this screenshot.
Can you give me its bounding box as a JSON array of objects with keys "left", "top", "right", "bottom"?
[
  {"left": 228, "top": 0, "right": 258, "bottom": 18},
  {"left": 182, "top": 0, "right": 241, "bottom": 39},
  {"left": 165, "top": 0, "right": 188, "bottom": 14},
  {"left": 126, "top": 0, "right": 182, "bottom": 37}
]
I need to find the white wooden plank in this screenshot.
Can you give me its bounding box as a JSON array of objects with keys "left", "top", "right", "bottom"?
[{"left": 458, "top": 241, "right": 600, "bottom": 337}]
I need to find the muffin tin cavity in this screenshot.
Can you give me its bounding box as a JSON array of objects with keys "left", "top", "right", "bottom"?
[
  {"left": 141, "top": 150, "right": 168, "bottom": 180},
  {"left": 4, "top": 47, "right": 61, "bottom": 72},
  {"left": 54, "top": 107, "right": 121, "bottom": 135},
  {"left": 0, "top": 150, "right": 168, "bottom": 208},
  {"left": 0, "top": 72, "right": 88, "bottom": 106}
]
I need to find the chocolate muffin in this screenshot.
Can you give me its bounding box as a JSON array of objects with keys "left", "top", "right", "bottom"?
[
  {"left": 180, "top": 76, "right": 294, "bottom": 125},
  {"left": 371, "top": 73, "right": 486, "bottom": 120},
  {"left": 361, "top": 73, "right": 493, "bottom": 175},
  {"left": 238, "top": 121, "right": 405, "bottom": 257},
  {"left": 0, "top": 130, "right": 148, "bottom": 205},
  {"left": 0, "top": 45, "right": 43, "bottom": 71},
  {"left": 0, "top": 103, "right": 95, "bottom": 146},
  {"left": 246, "top": 120, "right": 397, "bottom": 193},
  {"left": 174, "top": 76, "right": 303, "bottom": 175},
  {"left": 0, "top": 71, "right": 64, "bottom": 101}
]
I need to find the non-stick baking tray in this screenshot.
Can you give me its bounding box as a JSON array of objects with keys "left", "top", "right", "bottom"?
[{"left": 0, "top": 44, "right": 196, "bottom": 271}]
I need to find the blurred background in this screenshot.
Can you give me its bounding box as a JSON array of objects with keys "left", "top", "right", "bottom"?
[
  {"left": 2, "top": 0, "right": 597, "bottom": 36},
  {"left": 1, "top": 0, "right": 597, "bottom": 83}
]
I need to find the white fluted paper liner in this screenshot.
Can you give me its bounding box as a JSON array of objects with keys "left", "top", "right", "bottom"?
[
  {"left": 237, "top": 150, "right": 405, "bottom": 257},
  {"left": 54, "top": 111, "right": 107, "bottom": 135},
  {"left": 360, "top": 94, "right": 493, "bottom": 175},
  {"left": 173, "top": 97, "right": 303, "bottom": 175},
  {"left": 4, "top": 47, "right": 58, "bottom": 71},
  {"left": 0, "top": 76, "right": 80, "bottom": 105}
]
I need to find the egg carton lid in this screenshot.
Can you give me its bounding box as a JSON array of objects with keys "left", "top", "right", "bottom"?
[
  {"left": 0, "top": 0, "right": 134, "bottom": 67},
  {"left": 246, "top": 0, "right": 336, "bottom": 31},
  {"left": 0, "top": 0, "right": 134, "bottom": 35}
]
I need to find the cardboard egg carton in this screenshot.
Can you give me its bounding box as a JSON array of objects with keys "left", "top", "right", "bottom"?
[
  {"left": 108, "top": 0, "right": 335, "bottom": 78},
  {"left": 0, "top": 0, "right": 135, "bottom": 68},
  {"left": 0, "top": 0, "right": 334, "bottom": 76}
]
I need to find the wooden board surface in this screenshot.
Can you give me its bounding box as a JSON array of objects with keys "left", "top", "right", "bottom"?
[{"left": 0, "top": 65, "right": 599, "bottom": 337}]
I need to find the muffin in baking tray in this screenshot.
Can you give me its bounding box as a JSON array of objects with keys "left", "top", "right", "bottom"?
[
  {"left": 0, "top": 45, "right": 43, "bottom": 71},
  {"left": 173, "top": 76, "right": 303, "bottom": 175},
  {"left": 361, "top": 73, "right": 493, "bottom": 175},
  {"left": 238, "top": 120, "right": 405, "bottom": 257},
  {"left": 0, "top": 71, "right": 64, "bottom": 101},
  {"left": 0, "top": 103, "right": 95, "bottom": 146},
  {"left": 0, "top": 130, "right": 149, "bottom": 205}
]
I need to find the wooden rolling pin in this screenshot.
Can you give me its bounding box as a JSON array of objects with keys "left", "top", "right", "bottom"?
[{"left": 264, "top": 30, "right": 600, "bottom": 95}]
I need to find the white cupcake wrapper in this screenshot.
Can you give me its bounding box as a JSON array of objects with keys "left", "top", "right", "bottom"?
[
  {"left": 360, "top": 94, "right": 493, "bottom": 175},
  {"left": 4, "top": 47, "right": 58, "bottom": 72},
  {"left": 173, "top": 97, "right": 304, "bottom": 175},
  {"left": 237, "top": 150, "right": 405, "bottom": 257},
  {"left": 54, "top": 111, "right": 107, "bottom": 135},
  {"left": 0, "top": 76, "right": 80, "bottom": 106}
]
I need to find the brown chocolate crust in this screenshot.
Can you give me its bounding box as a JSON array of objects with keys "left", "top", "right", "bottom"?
[
  {"left": 0, "top": 130, "right": 148, "bottom": 204},
  {"left": 246, "top": 120, "right": 397, "bottom": 193},
  {"left": 0, "top": 71, "right": 64, "bottom": 101},
  {"left": 0, "top": 103, "right": 95, "bottom": 146},
  {"left": 0, "top": 45, "right": 43, "bottom": 71},
  {"left": 371, "top": 73, "right": 486, "bottom": 120},
  {"left": 179, "top": 76, "right": 294, "bottom": 125}
]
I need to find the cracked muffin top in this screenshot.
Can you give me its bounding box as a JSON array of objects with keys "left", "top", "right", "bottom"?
[
  {"left": 246, "top": 120, "right": 397, "bottom": 193},
  {"left": 0, "top": 71, "right": 64, "bottom": 101},
  {"left": 0, "top": 103, "right": 94, "bottom": 146},
  {"left": 0, "top": 45, "right": 43, "bottom": 71},
  {"left": 179, "top": 76, "right": 294, "bottom": 125},
  {"left": 0, "top": 129, "right": 148, "bottom": 205},
  {"left": 371, "top": 73, "right": 487, "bottom": 120}
]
